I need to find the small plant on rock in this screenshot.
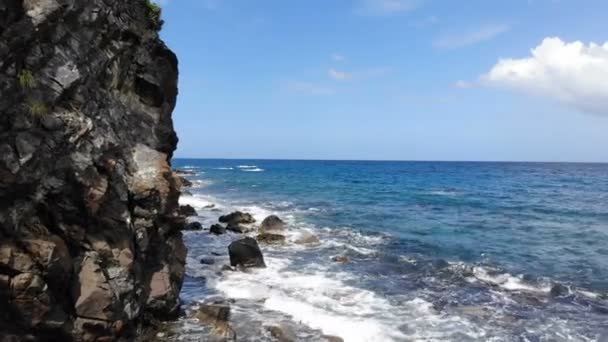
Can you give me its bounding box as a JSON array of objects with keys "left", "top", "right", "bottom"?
[
  {"left": 25, "top": 98, "right": 48, "bottom": 119},
  {"left": 145, "top": 0, "right": 163, "bottom": 30},
  {"left": 18, "top": 69, "right": 36, "bottom": 90}
]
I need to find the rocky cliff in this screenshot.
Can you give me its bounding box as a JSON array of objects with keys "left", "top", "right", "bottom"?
[{"left": 0, "top": 0, "right": 185, "bottom": 340}]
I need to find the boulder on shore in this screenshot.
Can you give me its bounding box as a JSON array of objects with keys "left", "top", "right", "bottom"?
[
  {"left": 228, "top": 237, "right": 266, "bottom": 268},
  {"left": 219, "top": 211, "right": 256, "bottom": 225},
  {"left": 226, "top": 223, "right": 254, "bottom": 234},
  {"left": 184, "top": 222, "right": 203, "bottom": 231},
  {"left": 267, "top": 324, "right": 297, "bottom": 342},
  {"left": 256, "top": 233, "right": 286, "bottom": 244},
  {"left": 210, "top": 224, "right": 226, "bottom": 235},
  {"left": 195, "top": 301, "right": 236, "bottom": 340},
  {"left": 180, "top": 205, "right": 198, "bottom": 217},
  {"left": 260, "top": 215, "right": 286, "bottom": 233}
]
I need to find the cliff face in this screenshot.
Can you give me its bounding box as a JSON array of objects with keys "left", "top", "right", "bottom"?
[{"left": 0, "top": 0, "right": 185, "bottom": 340}]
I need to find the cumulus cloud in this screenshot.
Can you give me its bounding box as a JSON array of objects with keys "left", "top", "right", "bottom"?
[
  {"left": 356, "top": 0, "right": 424, "bottom": 15},
  {"left": 482, "top": 37, "right": 608, "bottom": 116},
  {"left": 433, "top": 24, "right": 510, "bottom": 49}
]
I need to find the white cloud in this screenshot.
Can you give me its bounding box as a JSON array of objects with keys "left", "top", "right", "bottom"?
[
  {"left": 356, "top": 0, "right": 424, "bottom": 15},
  {"left": 328, "top": 67, "right": 392, "bottom": 81},
  {"left": 328, "top": 68, "right": 351, "bottom": 81},
  {"left": 332, "top": 54, "right": 346, "bottom": 62},
  {"left": 454, "top": 80, "right": 473, "bottom": 89},
  {"left": 287, "top": 81, "right": 334, "bottom": 95},
  {"left": 482, "top": 37, "right": 608, "bottom": 116},
  {"left": 433, "top": 24, "right": 510, "bottom": 49}
]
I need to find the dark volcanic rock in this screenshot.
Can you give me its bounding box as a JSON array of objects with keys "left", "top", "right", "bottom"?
[
  {"left": 180, "top": 204, "right": 198, "bottom": 217},
  {"left": 174, "top": 169, "right": 196, "bottom": 175},
  {"left": 0, "top": 1, "right": 185, "bottom": 340},
  {"left": 256, "top": 233, "right": 286, "bottom": 244},
  {"left": 219, "top": 211, "right": 256, "bottom": 225},
  {"left": 228, "top": 237, "right": 266, "bottom": 268},
  {"left": 210, "top": 224, "right": 226, "bottom": 235},
  {"left": 184, "top": 222, "right": 203, "bottom": 231},
  {"left": 176, "top": 175, "right": 193, "bottom": 188},
  {"left": 200, "top": 258, "right": 215, "bottom": 265}
]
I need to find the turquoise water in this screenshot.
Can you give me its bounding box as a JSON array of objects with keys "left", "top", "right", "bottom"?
[{"left": 173, "top": 159, "right": 608, "bottom": 341}]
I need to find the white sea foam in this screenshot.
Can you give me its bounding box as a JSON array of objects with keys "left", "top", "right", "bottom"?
[
  {"left": 214, "top": 167, "right": 234, "bottom": 170},
  {"left": 462, "top": 265, "right": 551, "bottom": 294},
  {"left": 242, "top": 167, "right": 264, "bottom": 172},
  {"left": 237, "top": 165, "right": 258, "bottom": 169}
]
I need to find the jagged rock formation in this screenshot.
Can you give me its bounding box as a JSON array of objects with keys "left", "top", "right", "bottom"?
[{"left": 0, "top": 0, "right": 185, "bottom": 340}]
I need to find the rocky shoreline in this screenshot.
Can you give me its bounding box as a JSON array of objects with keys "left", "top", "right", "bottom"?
[
  {"left": 175, "top": 175, "right": 345, "bottom": 342},
  {"left": 0, "top": 0, "right": 185, "bottom": 340}
]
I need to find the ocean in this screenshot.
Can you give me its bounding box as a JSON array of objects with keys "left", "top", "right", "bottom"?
[{"left": 170, "top": 159, "right": 608, "bottom": 341}]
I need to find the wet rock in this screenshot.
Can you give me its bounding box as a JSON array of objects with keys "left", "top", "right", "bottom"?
[
  {"left": 228, "top": 237, "right": 266, "bottom": 268},
  {"left": 331, "top": 255, "right": 349, "bottom": 263},
  {"left": 257, "top": 233, "right": 286, "bottom": 244},
  {"left": 295, "top": 232, "right": 321, "bottom": 245},
  {"left": 221, "top": 265, "right": 235, "bottom": 272},
  {"left": 177, "top": 176, "right": 193, "bottom": 188},
  {"left": 210, "top": 224, "right": 226, "bottom": 235},
  {"left": 260, "top": 215, "right": 286, "bottom": 233},
  {"left": 195, "top": 301, "right": 236, "bottom": 340},
  {"left": 174, "top": 169, "right": 196, "bottom": 175},
  {"left": 226, "top": 223, "right": 254, "bottom": 234},
  {"left": 267, "top": 324, "right": 297, "bottom": 342},
  {"left": 219, "top": 211, "right": 256, "bottom": 225},
  {"left": 323, "top": 335, "right": 345, "bottom": 342},
  {"left": 180, "top": 205, "right": 198, "bottom": 217},
  {"left": 184, "top": 222, "right": 203, "bottom": 231},
  {"left": 200, "top": 258, "right": 215, "bottom": 265}
]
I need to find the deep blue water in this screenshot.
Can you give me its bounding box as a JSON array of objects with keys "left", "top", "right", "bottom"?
[{"left": 171, "top": 159, "right": 608, "bottom": 341}]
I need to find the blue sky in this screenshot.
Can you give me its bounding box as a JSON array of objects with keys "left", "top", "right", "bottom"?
[{"left": 159, "top": 0, "right": 608, "bottom": 162}]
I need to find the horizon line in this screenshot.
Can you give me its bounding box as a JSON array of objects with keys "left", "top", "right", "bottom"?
[{"left": 172, "top": 157, "right": 608, "bottom": 164}]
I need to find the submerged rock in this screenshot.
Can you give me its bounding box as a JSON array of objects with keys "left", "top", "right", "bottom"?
[
  {"left": 260, "top": 215, "right": 286, "bottom": 233},
  {"left": 295, "top": 232, "right": 321, "bottom": 245},
  {"left": 210, "top": 224, "right": 227, "bottom": 235},
  {"left": 257, "top": 233, "right": 286, "bottom": 244},
  {"left": 228, "top": 237, "right": 266, "bottom": 268},
  {"left": 550, "top": 283, "right": 570, "bottom": 297},
  {"left": 180, "top": 205, "right": 198, "bottom": 217},
  {"left": 0, "top": 0, "right": 185, "bottom": 340},
  {"left": 219, "top": 211, "right": 256, "bottom": 225},
  {"left": 331, "top": 255, "right": 349, "bottom": 263}
]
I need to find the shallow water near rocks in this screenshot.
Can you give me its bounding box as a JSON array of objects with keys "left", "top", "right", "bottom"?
[{"left": 170, "top": 159, "right": 608, "bottom": 341}]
